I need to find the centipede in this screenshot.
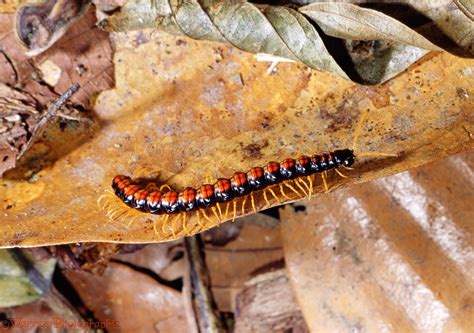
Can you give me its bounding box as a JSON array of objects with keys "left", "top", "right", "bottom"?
[{"left": 99, "top": 110, "right": 397, "bottom": 236}]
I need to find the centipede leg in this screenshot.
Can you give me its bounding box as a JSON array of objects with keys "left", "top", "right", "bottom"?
[
  {"left": 224, "top": 202, "right": 230, "bottom": 220},
  {"left": 170, "top": 214, "right": 180, "bottom": 237},
  {"left": 295, "top": 179, "right": 308, "bottom": 197},
  {"left": 216, "top": 202, "right": 223, "bottom": 220},
  {"left": 200, "top": 209, "right": 214, "bottom": 226},
  {"left": 342, "top": 165, "right": 354, "bottom": 171},
  {"left": 268, "top": 187, "right": 280, "bottom": 203},
  {"left": 250, "top": 192, "right": 257, "bottom": 213},
  {"left": 232, "top": 201, "right": 237, "bottom": 222},
  {"left": 211, "top": 206, "right": 221, "bottom": 224},
  {"left": 298, "top": 178, "right": 311, "bottom": 195},
  {"left": 335, "top": 168, "right": 349, "bottom": 179},
  {"left": 126, "top": 215, "right": 139, "bottom": 227},
  {"left": 241, "top": 197, "right": 248, "bottom": 215},
  {"left": 279, "top": 184, "right": 290, "bottom": 200},
  {"left": 285, "top": 182, "right": 302, "bottom": 197},
  {"left": 161, "top": 214, "right": 170, "bottom": 234},
  {"left": 307, "top": 176, "right": 313, "bottom": 199},
  {"left": 321, "top": 172, "right": 329, "bottom": 192},
  {"left": 153, "top": 218, "right": 160, "bottom": 237},
  {"left": 263, "top": 189, "right": 271, "bottom": 207},
  {"left": 196, "top": 210, "right": 204, "bottom": 227}
]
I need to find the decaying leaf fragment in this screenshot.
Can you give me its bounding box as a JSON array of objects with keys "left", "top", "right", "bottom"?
[
  {"left": 15, "top": 0, "right": 92, "bottom": 56},
  {"left": 98, "top": 0, "right": 472, "bottom": 83}
]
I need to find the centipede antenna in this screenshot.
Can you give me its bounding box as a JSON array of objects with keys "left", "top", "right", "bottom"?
[
  {"left": 196, "top": 210, "right": 204, "bottom": 227},
  {"left": 279, "top": 183, "right": 290, "bottom": 200},
  {"left": 216, "top": 202, "right": 223, "bottom": 220},
  {"left": 242, "top": 197, "right": 248, "bottom": 215},
  {"left": 263, "top": 190, "right": 271, "bottom": 207},
  {"left": 232, "top": 201, "right": 237, "bottom": 222},
  {"left": 159, "top": 184, "right": 172, "bottom": 192},
  {"left": 321, "top": 172, "right": 329, "bottom": 192},
  {"left": 161, "top": 214, "right": 170, "bottom": 234},
  {"left": 335, "top": 168, "right": 349, "bottom": 179},
  {"left": 352, "top": 109, "right": 370, "bottom": 151},
  {"left": 250, "top": 192, "right": 257, "bottom": 213},
  {"left": 307, "top": 176, "right": 313, "bottom": 199},
  {"left": 224, "top": 202, "right": 230, "bottom": 220},
  {"left": 268, "top": 187, "right": 280, "bottom": 203},
  {"left": 342, "top": 165, "right": 355, "bottom": 170},
  {"left": 357, "top": 152, "right": 398, "bottom": 158},
  {"left": 285, "top": 182, "right": 301, "bottom": 197}
]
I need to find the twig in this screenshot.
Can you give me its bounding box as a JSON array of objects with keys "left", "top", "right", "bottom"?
[
  {"left": 184, "top": 235, "right": 227, "bottom": 333},
  {"left": 17, "top": 83, "right": 80, "bottom": 160}
]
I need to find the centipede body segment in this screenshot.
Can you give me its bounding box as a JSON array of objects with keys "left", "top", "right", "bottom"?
[{"left": 111, "top": 149, "right": 356, "bottom": 215}]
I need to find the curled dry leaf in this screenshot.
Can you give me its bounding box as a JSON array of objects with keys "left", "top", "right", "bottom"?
[
  {"left": 98, "top": 0, "right": 472, "bottom": 83},
  {"left": 15, "top": 0, "right": 91, "bottom": 56},
  {"left": 0, "top": 29, "right": 471, "bottom": 247},
  {"left": 280, "top": 151, "right": 474, "bottom": 332}
]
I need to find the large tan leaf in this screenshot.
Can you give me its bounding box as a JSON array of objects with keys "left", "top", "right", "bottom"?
[{"left": 0, "top": 27, "right": 472, "bottom": 246}]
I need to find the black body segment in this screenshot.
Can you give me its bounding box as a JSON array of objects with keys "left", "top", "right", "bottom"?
[{"left": 111, "top": 149, "right": 356, "bottom": 215}]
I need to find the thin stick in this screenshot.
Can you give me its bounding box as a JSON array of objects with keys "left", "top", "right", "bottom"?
[
  {"left": 184, "top": 236, "right": 227, "bottom": 333},
  {"left": 18, "top": 83, "right": 80, "bottom": 160}
]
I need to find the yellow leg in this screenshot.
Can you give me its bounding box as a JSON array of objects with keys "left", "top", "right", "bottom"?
[
  {"left": 295, "top": 179, "right": 308, "bottom": 197},
  {"left": 224, "top": 202, "right": 230, "bottom": 220},
  {"left": 211, "top": 206, "right": 220, "bottom": 224},
  {"left": 97, "top": 194, "right": 110, "bottom": 210},
  {"left": 126, "top": 215, "right": 139, "bottom": 227},
  {"left": 285, "top": 182, "right": 301, "bottom": 197},
  {"left": 241, "top": 197, "right": 247, "bottom": 215},
  {"left": 321, "top": 172, "right": 329, "bottom": 192},
  {"left": 170, "top": 214, "right": 180, "bottom": 237},
  {"left": 153, "top": 218, "right": 160, "bottom": 237},
  {"left": 161, "top": 214, "right": 170, "bottom": 234},
  {"left": 196, "top": 210, "right": 204, "bottom": 227},
  {"left": 232, "top": 201, "right": 237, "bottom": 222},
  {"left": 352, "top": 109, "right": 370, "bottom": 150},
  {"left": 263, "top": 189, "right": 271, "bottom": 207},
  {"left": 335, "top": 168, "right": 349, "bottom": 179},
  {"left": 298, "top": 178, "right": 311, "bottom": 194},
  {"left": 307, "top": 176, "right": 313, "bottom": 199},
  {"left": 268, "top": 187, "right": 280, "bottom": 203},
  {"left": 279, "top": 183, "right": 290, "bottom": 200},
  {"left": 250, "top": 192, "right": 257, "bottom": 213},
  {"left": 216, "top": 202, "right": 223, "bottom": 220},
  {"left": 342, "top": 165, "right": 354, "bottom": 170},
  {"left": 200, "top": 209, "right": 214, "bottom": 225}
]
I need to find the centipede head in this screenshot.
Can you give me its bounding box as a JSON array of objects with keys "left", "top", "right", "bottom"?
[{"left": 333, "top": 149, "right": 355, "bottom": 167}]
